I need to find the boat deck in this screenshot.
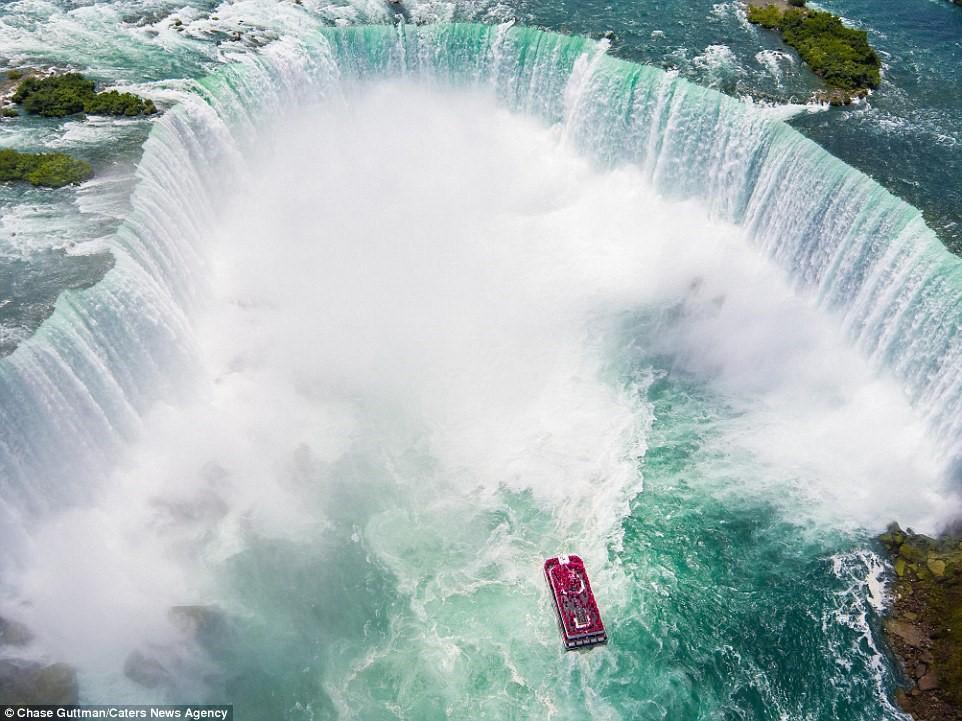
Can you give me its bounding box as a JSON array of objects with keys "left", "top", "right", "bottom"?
[{"left": 544, "top": 554, "right": 607, "bottom": 650}]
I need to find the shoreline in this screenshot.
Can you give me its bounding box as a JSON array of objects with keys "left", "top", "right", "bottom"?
[
  {"left": 747, "top": 0, "right": 793, "bottom": 10},
  {"left": 879, "top": 524, "right": 962, "bottom": 721}
]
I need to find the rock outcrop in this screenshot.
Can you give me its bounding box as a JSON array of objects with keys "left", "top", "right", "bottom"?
[
  {"left": 879, "top": 523, "right": 962, "bottom": 721},
  {"left": 0, "top": 659, "right": 78, "bottom": 704},
  {"left": 0, "top": 616, "right": 33, "bottom": 647},
  {"left": 123, "top": 604, "right": 232, "bottom": 696},
  {"left": 0, "top": 615, "right": 80, "bottom": 704}
]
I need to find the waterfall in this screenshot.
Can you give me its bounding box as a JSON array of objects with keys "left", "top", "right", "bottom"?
[{"left": 2, "top": 22, "right": 960, "bottom": 550}]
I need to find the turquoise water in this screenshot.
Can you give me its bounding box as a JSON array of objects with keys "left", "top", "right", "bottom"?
[
  {"left": 0, "top": 4, "right": 960, "bottom": 721},
  {"left": 499, "top": 0, "right": 962, "bottom": 249}
]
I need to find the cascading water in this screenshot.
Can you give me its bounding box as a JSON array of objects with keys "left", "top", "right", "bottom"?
[{"left": 0, "top": 19, "right": 959, "bottom": 721}]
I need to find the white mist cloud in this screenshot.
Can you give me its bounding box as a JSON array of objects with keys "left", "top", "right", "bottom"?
[{"left": 5, "top": 80, "right": 953, "bottom": 699}]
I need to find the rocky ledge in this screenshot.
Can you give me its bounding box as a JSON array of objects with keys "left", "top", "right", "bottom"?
[
  {"left": 0, "top": 615, "right": 78, "bottom": 705},
  {"left": 879, "top": 523, "right": 962, "bottom": 721},
  {"left": 1, "top": 605, "right": 230, "bottom": 704}
]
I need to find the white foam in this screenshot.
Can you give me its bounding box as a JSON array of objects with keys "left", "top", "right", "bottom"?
[{"left": 3, "top": 74, "right": 954, "bottom": 704}]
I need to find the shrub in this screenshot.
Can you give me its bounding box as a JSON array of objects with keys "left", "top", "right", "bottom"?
[
  {"left": 12, "top": 73, "right": 95, "bottom": 116},
  {"left": 12, "top": 73, "right": 158, "bottom": 117},
  {"left": 0, "top": 148, "right": 93, "bottom": 187},
  {"left": 6, "top": 69, "right": 24, "bottom": 80},
  {"left": 83, "top": 89, "right": 157, "bottom": 116},
  {"left": 780, "top": 9, "right": 880, "bottom": 89},
  {"left": 746, "top": 4, "right": 783, "bottom": 28}
]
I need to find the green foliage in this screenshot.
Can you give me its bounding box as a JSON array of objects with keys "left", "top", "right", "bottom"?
[
  {"left": 1, "top": 108, "right": 18, "bottom": 118},
  {"left": 747, "top": 5, "right": 881, "bottom": 91},
  {"left": 12, "top": 73, "right": 95, "bottom": 116},
  {"left": 780, "top": 9, "right": 880, "bottom": 89},
  {"left": 6, "top": 69, "right": 24, "bottom": 80},
  {"left": 0, "top": 148, "right": 93, "bottom": 188},
  {"left": 746, "top": 5, "right": 783, "bottom": 28},
  {"left": 12, "top": 73, "right": 157, "bottom": 118},
  {"left": 83, "top": 90, "right": 157, "bottom": 116},
  {"left": 943, "top": 598, "right": 962, "bottom": 706}
]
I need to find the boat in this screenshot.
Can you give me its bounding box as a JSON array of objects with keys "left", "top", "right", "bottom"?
[{"left": 543, "top": 554, "right": 608, "bottom": 650}]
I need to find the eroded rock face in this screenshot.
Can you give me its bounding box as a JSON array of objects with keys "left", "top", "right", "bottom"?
[{"left": 0, "top": 659, "right": 78, "bottom": 704}]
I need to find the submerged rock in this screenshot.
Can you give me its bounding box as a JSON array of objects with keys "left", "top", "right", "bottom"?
[
  {"left": 125, "top": 605, "right": 233, "bottom": 694},
  {"left": 812, "top": 86, "right": 868, "bottom": 107},
  {"left": 123, "top": 649, "right": 173, "bottom": 689},
  {"left": 0, "top": 659, "right": 78, "bottom": 704},
  {"left": 168, "top": 605, "right": 230, "bottom": 651}
]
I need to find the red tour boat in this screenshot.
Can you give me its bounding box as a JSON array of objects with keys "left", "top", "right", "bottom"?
[{"left": 544, "top": 554, "right": 608, "bottom": 650}]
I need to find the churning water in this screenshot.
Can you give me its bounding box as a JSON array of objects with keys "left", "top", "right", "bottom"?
[{"left": 1, "top": 10, "right": 961, "bottom": 721}]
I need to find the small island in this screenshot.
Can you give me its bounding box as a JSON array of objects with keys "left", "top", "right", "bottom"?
[
  {"left": 0, "top": 148, "right": 93, "bottom": 187},
  {"left": 11, "top": 72, "right": 157, "bottom": 117},
  {"left": 878, "top": 523, "right": 962, "bottom": 721},
  {"left": 746, "top": 0, "right": 881, "bottom": 105}
]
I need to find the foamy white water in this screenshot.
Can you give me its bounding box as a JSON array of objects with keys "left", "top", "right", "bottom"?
[
  {"left": 0, "top": 79, "right": 948, "bottom": 712},
  {"left": 0, "top": 19, "right": 959, "bottom": 719}
]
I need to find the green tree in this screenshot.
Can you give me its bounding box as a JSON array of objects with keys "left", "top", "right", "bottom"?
[
  {"left": 0, "top": 148, "right": 93, "bottom": 187},
  {"left": 12, "top": 73, "right": 158, "bottom": 118}
]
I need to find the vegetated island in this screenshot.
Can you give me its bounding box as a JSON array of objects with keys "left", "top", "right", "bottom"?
[
  {"left": 0, "top": 148, "right": 93, "bottom": 188},
  {"left": 1, "top": 69, "right": 159, "bottom": 187},
  {"left": 746, "top": 0, "right": 881, "bottom": 105},
  {"left": 10, "top": 71, "right": 157, "bottom": 117},
  {"left": 878, "top": 523, "right": 962, "bottom": 721}
]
